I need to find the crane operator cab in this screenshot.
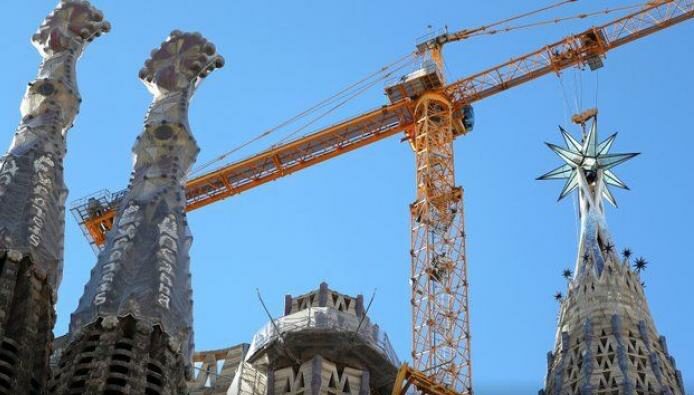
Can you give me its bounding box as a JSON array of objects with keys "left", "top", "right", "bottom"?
[
  {"left": 385, "top": 60, "right": 443, "bottom": 103},
  {"left": 385, "top": 60, "right": 475, "bottom": 136}
]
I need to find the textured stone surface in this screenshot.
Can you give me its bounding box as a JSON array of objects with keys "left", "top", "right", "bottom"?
[
  {"left": 541, "top": 253, "right": 685, "bottom": 395},
  {"left": 0, "top": 0, "right": 109, "bottom": 289},
  {"left": 51, "top": 338, "right": 249, "bottom": 395},
  {"left": 271, "top": 355, "right": 368, "bottom": 395},
  {"left": 244, "top": 283, "right": 399, "bottom": 395},
  {"left": 0, "top": 1, "right": 108, "bottom": 393},
  {"left": 53, "top": 31, "right": 223, "bottom": 394},
  {"left": 49, "top": 316, "right": 188, "bottom": 394},
  {"left": 0, "top": 253, "right": 55, "bottom": 394},
  {"left": 188, "top": 344, "right": 250, "bottom": 395}
]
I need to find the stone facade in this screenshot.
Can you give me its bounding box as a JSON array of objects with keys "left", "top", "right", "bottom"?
[
  {"left": 79, "top": 284, "right": 400, "bottom": 395},
  {"left": 243, "top": 283, "right": 400, "bottom": 395},
  {"left": 49, "top": 316, "right": 189, "bottom": 394},
  {"left": 188, "top": 344, "right": 249, "bottom": 395},
  {"left": 50, "top": 31, "right": 223, "bottom": 395},
  {"left": 271, "top": 355, "right": 369, "bottom": 395},
  {"left": 50, "top": 339, "right": 251, "bottom": 395},
  {"left": 541, "top": 253, "right": 685, "bottom": 395},
  {"left": 0, "top": 2, "right": 108, "bottom": 393}
]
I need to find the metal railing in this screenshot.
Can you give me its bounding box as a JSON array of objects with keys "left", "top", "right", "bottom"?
[{"left": 247, "top": 307, "right": 400, "bottom": 366}]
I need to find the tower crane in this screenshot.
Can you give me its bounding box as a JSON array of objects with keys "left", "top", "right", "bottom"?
[{"left": 70, "top": 1, "right": 694, "bottom": 394}]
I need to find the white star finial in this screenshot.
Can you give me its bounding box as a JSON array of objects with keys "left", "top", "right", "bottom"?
[{"left": 538, "top": 115, "right": 639, "bottom": 207}]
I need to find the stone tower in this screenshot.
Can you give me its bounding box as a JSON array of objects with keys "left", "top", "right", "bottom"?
[
  {"left": 0, "top": 1, "right": 108, "bottom": 393},
  {"left": 49, "top": 32, "right": 223, "bottom": 394},
  {"left": 538, "top": 113, "right": 686, "bottom": 395},
  {"left": 238, "top": 283, "right": 400, "bottom": 395}
]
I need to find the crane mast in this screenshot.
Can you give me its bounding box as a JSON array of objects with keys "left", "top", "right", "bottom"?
[
  {"left": 69, "top": 1, "right": 694, "bottom": 393},
  {"left": 410, "top": 92, "right": 471, "bottom": 392}
]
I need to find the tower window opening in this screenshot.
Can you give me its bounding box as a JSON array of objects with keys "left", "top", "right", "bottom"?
[
  {"left": 147, "top": 363, "right": 163, "bottom": 375},
  {"left": 68, "top": 379, "right": 85, "bottom": 390},
  {"left": 109, "top": 364, "right": 129, "bottom": 375},
  {"left": 106, "top": 376, "right": 127, "bottom": 387},
  {"left": 114, "top": 342, "right": 133, "bottom": 351},
  {"left": 111, "top": 354, "right": 130, "bottom": 363},
  {"left": 147, "top": 374, "right": 163, "bottom": 386}
]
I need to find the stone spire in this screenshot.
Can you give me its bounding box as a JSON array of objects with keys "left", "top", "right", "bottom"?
[
  {"left": 50, "top": 32, "right": 223, "bottom": 394},
  {"left": 0, "top": 1, "right": 108, "bottom": 393},
  {"left": 538, "top": 113, "right": 686, "bottom": 395}
]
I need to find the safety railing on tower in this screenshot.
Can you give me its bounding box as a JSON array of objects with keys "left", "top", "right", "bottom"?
[{"left": 246, "top": 306, "right": 400, "bottom": 367}]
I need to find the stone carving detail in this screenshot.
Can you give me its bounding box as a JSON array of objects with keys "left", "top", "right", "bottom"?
[
  {"left": 541, "top": 255, "right": 686, "bottom": 395},
  {"left": 247, "top": 284, "right": 398, "bottom": 395},
  {"left": 0, "top": 2, "right": 108, "bottom": 394},
  {"left": 0, "top": 158, "right": 18, "bottom": 198},
  {"left": 187, "top": 344, "right": 251, "bottom": 395},
  {"left": 92, "top": 203, "right": 140, "bottom": 306},
  {"left": 49, "top": 315, "right": 189, "bottom": 394},
  {"left": 273, "top": 356, "right": 366, "bottom": 395},
  {"left": 28, "top": 155, "right": 56, "bottom": 248},
  {"left": 287, "top": 283, "right": 363, "bottom": 316},
  {"left": 156, "top": 214, "right": 179, "bottom": 310},
  {"left": 55, "top": 31, "right": 223, "bottom": 394}
]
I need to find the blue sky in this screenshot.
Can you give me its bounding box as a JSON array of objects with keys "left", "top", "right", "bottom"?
[{"left": 1, "top": 1, "right": 692, "bottom": 393}]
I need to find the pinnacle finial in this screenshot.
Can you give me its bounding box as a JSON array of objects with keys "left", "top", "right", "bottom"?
[
  {"left": 32, "top": 1, "right": 110, "bottom": 57},
  {"left": 538, "top": 114, "right": 639, "bottom": 207},
  {"left": 138, "top": 31, "right": 225, "bottom": 96}
]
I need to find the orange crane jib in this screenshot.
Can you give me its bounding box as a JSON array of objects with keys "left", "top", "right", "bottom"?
[{"left": 73, "top": 0, "right": 694, "bottom": 250}]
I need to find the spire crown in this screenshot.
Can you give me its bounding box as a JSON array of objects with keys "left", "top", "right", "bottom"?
[
  {"left": 32, "top": 0, "right": 110, "bottom": 56},
  {"left": 538, "top": 110, "right": 639, "bottom": 277},
  {"left": 138, "top": 30, "right": 225, "bottom": 96},
  {"left": 539, "top": 113, "right": 686, "bottom": 395}
]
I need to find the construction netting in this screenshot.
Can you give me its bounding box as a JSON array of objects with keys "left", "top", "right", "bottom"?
[
  {"left": 246, "top": 306, "right": 400, "bottom": 366},
  {"left": 227, "top": 361, "right": 267, "bottom": 395}
]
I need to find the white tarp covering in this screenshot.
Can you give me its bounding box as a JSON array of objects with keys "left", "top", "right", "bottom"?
[
  {"left": 247, "top": 307, "right": 399, "bottom": 366},
  {"left": 227, "top": 362, "right": 267, "bottom": 395}
]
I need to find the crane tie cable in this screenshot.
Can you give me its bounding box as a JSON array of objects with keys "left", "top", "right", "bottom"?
[
  {"left": 188, "top": 52, "right": 416, "bottom": 177},
  {"left": 443, "top": 0, "right": 579, "bottom": 41},
  {"left": 274, "top": 59, "right": 416, "bottom": 146},
  {"left": 466, "top": 2, "right": 648, "bottom": 37}
]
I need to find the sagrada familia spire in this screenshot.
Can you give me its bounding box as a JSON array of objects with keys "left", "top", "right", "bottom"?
[
  {"left": 0, "top": 1, "right": 109, "bottom": 393},
  {"left": 50, "top": 32, "right": 223, "bottom": 394},
  {"left": 538, "top": 112, "right": 686, "bottom": 395}
]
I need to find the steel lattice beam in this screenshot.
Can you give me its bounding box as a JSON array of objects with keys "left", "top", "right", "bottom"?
[{"left": 410, "top": 93, "right": 471, "bottom": 394}]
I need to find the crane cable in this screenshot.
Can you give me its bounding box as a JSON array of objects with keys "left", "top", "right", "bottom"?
[
  {"left": 188, "top": 53, "right": 416, "bottom": 177},
  {"left": 484, "top": 0, "right": 579, "bottom": 29},
  {"left": 438, "top": 0, "right": 579, "bottom": 43},
  {"left": 273, "top": 58, "right": 417, "bottom": 146},
  {"left": 463, "top": 2, "right": 649, "bottom": 38}
]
